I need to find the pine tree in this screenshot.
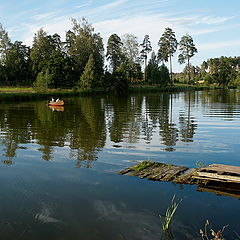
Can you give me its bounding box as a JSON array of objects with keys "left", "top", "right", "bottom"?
[
  {"left": 79, "top": 54, "right": 95, "bottom": 92},
  {"left": 140, "top": 35, "right": 152, "bottom": 81},
  {"left": 106, "top": 34, "right": 123, "bottom": 72},
  {"left": 178, "top": 34, "right": 197, "bottom": 83},
  {"left": 158, "top": 28, "right": 177, "bottom": 85}
]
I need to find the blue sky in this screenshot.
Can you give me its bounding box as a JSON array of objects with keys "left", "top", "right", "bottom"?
[{"left": 0, "top": 0, "right": 240, "bottom": 72}]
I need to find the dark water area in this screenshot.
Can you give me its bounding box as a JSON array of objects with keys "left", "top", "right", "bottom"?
[{"left": 0, "top": 89, "right": 239, "bottom": 239}]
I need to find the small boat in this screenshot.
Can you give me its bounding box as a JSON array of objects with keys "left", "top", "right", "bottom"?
[
  {"left": 49, "top": 98, "right": 64, "bottom": 106},
  {"left": 49, "top": 105, "right": 64, "bottom": 112}
]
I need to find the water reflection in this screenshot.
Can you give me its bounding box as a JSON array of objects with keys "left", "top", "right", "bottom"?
[
  {"left": 49, "top": 105, "right": 64, "bottom": 112},
  {"left": 0, "top": 90, "right": 239, "bottom": 167}
]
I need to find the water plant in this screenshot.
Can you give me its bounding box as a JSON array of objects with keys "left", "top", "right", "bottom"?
[
  {"left": 196, "top": 160, "right": 206, "bottom": 168},
  {"left": 200, "top": 220, "right": 228, "bottom": 240},
  {"left": 159, "top": 194, "right": 182, "bottom": 233}
]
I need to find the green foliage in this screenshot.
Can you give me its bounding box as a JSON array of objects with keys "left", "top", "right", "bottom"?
[
  {"left": 146, "top": 52, "right": 161, "bottom": 84},
  {"left": 66, "top": 18, "right": 104, "bottom": 84},
  {"left": 178, "top": 34, "right": 197, "bottom": 83},
  {"left": 140, "top": 35, "right": 152, "bottom": 62},
  {"left": 204, "top": 74, "right": 214, "bottom": 84},
  {"left": 214, "top": 57, "right": 237, "bottom": 86},
  {"left": 140, "top": 35, "right": 152, "bottom": 80},
  {"left": 4, "top": 41, "right": 31, "bottom": 86},
  {"left": 178, "top": 34, "right": 197, "bottom": 64},
  {"left": 201, "top": 61, "right": 208, "bottom": 77},
  {"left": 213, "top": 58, "right": 233, "bottom": 85},
  {"left": 159, "top": 195, "right": 182, "bottom": 233},
  {"left": 159, "top": 64, "right": 171, "bottom": 85},
  {"left": 116, "top": 59, "right": 143, "bottom": 84},
  {"left": 47, "top": 51, "right": 75, "bottom": 88},
  {"left": 113, "top": 64, "right": 129, "bottom": 93},
  {"left": 30, "top": 29, "right": 59, "bottom": 76},
  {"left": 230, "top": 73, "right": 240, "bottom": 86},
  {"left": 146, "top": 52, "right": 170, "bottom": 86},
  {"left": 33, "top": 69, "right": 52, "bottom": 92},
  {"left": 200, "top": 56, "right": 240, "bottom": 86},
  {"left": 182, "top": 64, "right": 200, "bottom": 83},
  {"left": 106, "top": 34, "right": 124, "bottom": 72},
  {"left": 118, "top": 34, "right": 142, "bottom": 83},
  {"left": 79, "top": 54, "right": 95, "bottom": 92},
  {"left": 158, "top": 27, "right": 178, "bottom": 84}
]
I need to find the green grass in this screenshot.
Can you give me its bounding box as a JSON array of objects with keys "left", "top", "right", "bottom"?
[
  {"left": 131, "top": 161, "right": 155, "bottom": 171},
  {"left": 159, "top": 195, "right": 182, "bottom": 233},
  {"left": 0, "top": 87, "right": 34, "bottom": 93},
  {"left": 0, "top": 87, "right": 78, "bottom": 103}
]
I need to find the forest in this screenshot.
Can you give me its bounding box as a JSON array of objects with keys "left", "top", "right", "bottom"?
[{"left": 0, "top": 18, "right": 239, "bottom": 92}]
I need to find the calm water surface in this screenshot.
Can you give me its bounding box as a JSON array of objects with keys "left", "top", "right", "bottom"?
[{"left": 0, "top": 89, "right": 239, "bottom": 239}]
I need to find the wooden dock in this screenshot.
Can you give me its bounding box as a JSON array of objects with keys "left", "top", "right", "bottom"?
[{"left": 119, "top": 161, "right": 240, "bottom": 199}]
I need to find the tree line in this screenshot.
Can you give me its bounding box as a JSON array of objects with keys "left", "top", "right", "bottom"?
[
  {"left": 2, "top": 18, "right": 237, "bottom": 92},
  {"left": 175, "top": 56, "right": 240, "bottom": 86}
]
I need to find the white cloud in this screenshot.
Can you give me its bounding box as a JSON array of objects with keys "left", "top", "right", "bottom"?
[
  {"left": 95, "top": 0, "right": 128, "bottom": 11},
  {"left": 200, "top": 16, "right": 234, "bottom": 25},
  {"left": 168, "top": 15, "right": 234, "bottom": 26},
  {"left": 32, "top": 11, "right": 59, "bottom": 21},
  {"left": 75, "top": 2, "right": 91, "bottom": 9},
  {"left": 193, "top": 28, "right": 218, "bottom": 36}
]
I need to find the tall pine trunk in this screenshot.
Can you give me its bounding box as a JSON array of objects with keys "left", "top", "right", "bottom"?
[
  {"left": 169, "top": 55, "right": 173, "bottom": 85},
  {"left": 144, "top": 56, "right": 147, "bottom": 82}
]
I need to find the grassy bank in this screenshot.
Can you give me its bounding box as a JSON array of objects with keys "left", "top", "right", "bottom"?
[
  {"left": 129, "top": 83, "right": 210, "bottom": 93},
  {"left": 0, "top": 84, "right": 236, "bottom": 103},
  {"left": 0, "top": 87, "right": 78, "bottom": 103}
]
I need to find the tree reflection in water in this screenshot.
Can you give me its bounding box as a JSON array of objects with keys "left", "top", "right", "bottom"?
[{"left": 0, "top": 90, "right": 239, "bottom": 167}]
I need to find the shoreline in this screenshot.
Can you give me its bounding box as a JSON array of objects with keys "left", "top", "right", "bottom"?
[{"left": 0, "top": 85, "right": 237, "bottom": 102}]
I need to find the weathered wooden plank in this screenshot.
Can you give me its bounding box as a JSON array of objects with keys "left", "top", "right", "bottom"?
[
  {"left": 199, "top": 164, "right": 240, "bottom": 175},
  {"left": 148, "top": 165, "right": 174, "bottom": 180},
  {"left": 118, "top": 167, "right": 132, "bottom": 175},
  {"left": 174, "top": 168, "right": 197, "bottom": 184},
  {"left": 192, "top": 172, "right": 240, "bottom": 183},
  {"left": 161, "top": 166, "right": 188, "bottom": 181},
  {"left": 119, "top": 161, "right": 240, "bottom": 186}
]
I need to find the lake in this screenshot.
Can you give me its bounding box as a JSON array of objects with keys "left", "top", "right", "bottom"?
[{"left": 0, "top": 89, "right": 239, "bottom": 239}]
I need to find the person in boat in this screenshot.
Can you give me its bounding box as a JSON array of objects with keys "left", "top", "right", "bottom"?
[
  {"left": 51, "top": 98, "right": 54, "bottom": 102},
  {"left": 56, "top": 98, "right": 60, "bottom": 102}
]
